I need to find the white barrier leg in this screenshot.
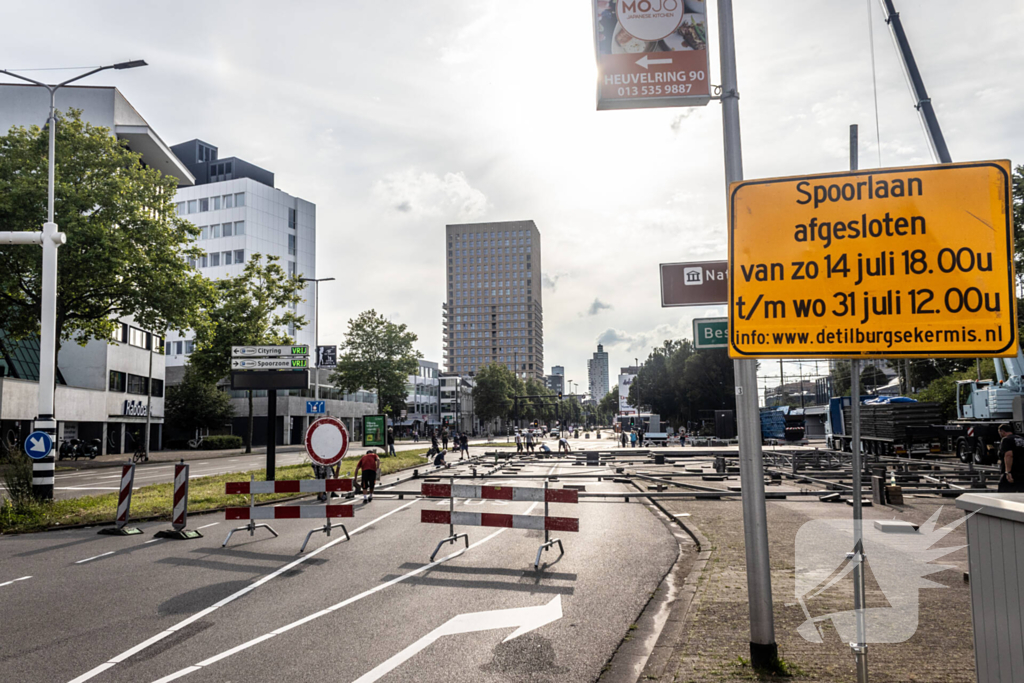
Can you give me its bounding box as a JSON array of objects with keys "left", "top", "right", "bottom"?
[
  {"left": 223, "top": 474, "right": 279, "bottom": 547},
  {"left": 430, "top": 475, "right": 468, "bottom": 561},
  {"left": 535, "top": 480, "right": 564, "bottom": 569}
]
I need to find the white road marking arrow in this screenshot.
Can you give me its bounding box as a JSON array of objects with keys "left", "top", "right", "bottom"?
[
  {"left": 28, "top": 436, "right": 47, "bottom": 453},
  {"left": 352, "top": 596, "right": 563, "bottom": 683},
  {"left": 635, "top": 55, "right": 673, "bottom": 69}
]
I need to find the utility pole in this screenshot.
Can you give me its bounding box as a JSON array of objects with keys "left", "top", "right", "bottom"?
[{"left": 719, "top": 0, "right": 778, "bottom": 667}]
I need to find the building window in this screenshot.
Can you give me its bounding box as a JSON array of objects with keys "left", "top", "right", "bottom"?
[
  {"left": 213, "top": 195, "right": 221, "bottom": 211},
  {"left": 222, "top": 223, "right": 232, "bottom": 237},
  {"left": 127, "top": 374, "right": 148, "bottom": 395},
  {"left": 288, "top": 234, "right": 296, "bottom": 255},
  {"left": 288, "top": 261, "right": 296, "bottom": 277},
  {"left": 235, "top": 192, "right": 245, "bottom": 207},
  {"left": 165, "top": 341, "right": 172, "bottom": 355},
  {"left": 225, "top": 161, "right": 232, "bottom": 174},
  {"left": 187, "top": 200, "right": 197, "bottom": 214},
  {"left": 288, "top": 207, "right": 297, "bottom": 229},
  {"left": 234, "top": 249, "right": 244, "bottom": 264},
  {"left": 175, "top": 341, "right": 183, "bottom": 355},
  {"left": 223, "top": 251, "right": 233, "bottom": 265},
  {"left": 151, "top": 379, "right": 164, "bottom": 398},
  {"left": 199, "top": 198, "right": 209, "bottom": 212},
  {"left": 213, "top": 224, "right": 222, "bottom": 239},
  {"left": 211, "top": 252, "right": 220, "bottom": 267},
  {"left": 128, "top": 327, "right": 147, "bottom": 349},
  {"left": 234, "top": 221, "right": 245, "bottom": 235},
  {"left": 185, "top": 340, "right": 195, "bottom": 354},
  {"left": 176, "top": 202, "right": 185, "bottom": 215},
  {"left": 223, "top": 194, "right": 233, "bottom": 209},
  {"left": 109, "top": 370, "right": 126, "bottom": 392},
  {"left": 200, "top": 255, "right": 208, "bottom": 268}
]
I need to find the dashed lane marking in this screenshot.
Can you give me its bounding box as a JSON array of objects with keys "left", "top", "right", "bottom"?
[
  {"left": 75, "top": 551, "right": 115, "bottom": 565},
  {"left": 67, "top": 498, "right": 422, "bottom": 683},
  {"left": 197, "top": 523, "right": 220, "bottom": 530},
  {"left": 0, "top": 576, "right": 31, "bottom": 588}
]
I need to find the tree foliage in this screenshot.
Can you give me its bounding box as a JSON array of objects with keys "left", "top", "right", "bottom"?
[
  {"left": 189, "top": 253, "right": 306, "bottom": 452},
  {"left": 329, "top": 310, "right": 421, "bottom": 419},
  {"left": 625, "top": 340, "right": 735, "bottom": 429},
  {"left": 165, "top": 366, "right": 234, "bottom": 437},
  {"left": 471, "top": 363, "right": 521, "bottom": 424},
  {"left": 0, "top": 110, "right": 212, "bottom": 348},
  {"left": 598, "top": 386, "right": 619, "bottom": 424}
]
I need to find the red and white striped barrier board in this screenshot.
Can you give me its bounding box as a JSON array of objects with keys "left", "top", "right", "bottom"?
[
  {"left": 422, "top": 509, "right": 579, "bottom": 532},
  {"left": 171, "top": 463, "right": 189, "bottom": 530},
  {"left": 225, "top": 479, "right": 353, "bottom": 495},
  {"left": 225, "top": 505, "right": 355, "bottom": 520},
  {"left": 114, "top": 464, "right": 135, "bottom": 528},
  {"left": 421, "top": 483, "right": 578, "bottom": 504}
]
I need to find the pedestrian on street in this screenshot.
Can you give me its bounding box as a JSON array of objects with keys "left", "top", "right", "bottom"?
[
  {"left": 630, "top": 430, "right": 637, "bottom": 447},
  {"left": 997, "top": 423, "right": 1024, "bottom": 492},
  {"left": 386, "top": 427, "right": 396, "bottom": 457},
  {"left": 525, "top": 429, "right": 535, "bottom": 453},
  {"left": 433, "top": 449, "right": 447, "bottom": 468},
  {"left": 638, "top": 427, "right": 645, "bottom": 447},
  {"left": 515, "top": 431, "right": 523, "bottom": 453},
  {"left": 312, "top": 462, "right": 331, "bottom": 502},
  {"left": 353, "top": 449, "right": 381, "bottom": 503},
  {"left": 558, "top": 436, "right": 571, "bottom": 454},
  {"left": 442, "top": 428, "right": 449, "bottom": 451},
  {"left": 460, "top": 432, "right": 469, "bottom": 459},
  {"left": 430, "top": 430, "right": 440, "bottom": 457}
]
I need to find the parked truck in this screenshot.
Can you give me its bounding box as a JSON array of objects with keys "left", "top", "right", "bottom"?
[{"left": 826, "top": 347, "right": 1024, "bottom": 464}]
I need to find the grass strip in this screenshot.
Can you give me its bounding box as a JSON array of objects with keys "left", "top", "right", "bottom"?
[{"left": 0, "top": 450, "right": 428, "bottom": 535}]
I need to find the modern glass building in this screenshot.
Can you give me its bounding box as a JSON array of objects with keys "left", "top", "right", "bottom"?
[{"left": 443, "top": 220, "right": 543, "bottom": 379}]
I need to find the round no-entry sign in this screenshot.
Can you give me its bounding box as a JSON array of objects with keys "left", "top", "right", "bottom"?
[{"left": 305, "top": 417, "right": 349, "bottom": 466}]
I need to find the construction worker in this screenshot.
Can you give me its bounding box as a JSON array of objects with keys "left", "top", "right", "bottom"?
[{"left": 353, "top": 449, "right": 381, "bottom": 503}]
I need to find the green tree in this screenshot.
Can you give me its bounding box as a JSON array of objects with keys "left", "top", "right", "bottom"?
[
  {"left": 598, "top": 386, "right": 619, "bottom": 424},
  {"left": 329, "top": 310, "right": 421, "bottom": 422},
  {"left": 0, "top": 110, "right": 211, "bottom": 350},
  {"left": 472, "top": 363, "right": 521, "bottom": 428},
  {"left": 522, "top": 377, "right": 552, "bottom": 424},
  {"left": 165, "top": 366, "right": 234, "bottom": 439},
  {"left": 190, "top": 253, "right": 306, "bottom": 452},
  {"left": 860, "top": 364, "right": 889, "bottom": 391},
  {"left": 682, "top": 349, "right": 736, "bottom": 414}
]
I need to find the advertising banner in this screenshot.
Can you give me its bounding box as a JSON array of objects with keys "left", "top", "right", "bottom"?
[
  {"left": 728, "top": 160, "right": 1016, "bottom": 358},
  {"left": 363, "top": 415, "right": 387, "bottom": 448},
  {"left": 593, "top": 0, "right": 711, "bottom": 110},
  {"left": 618, "top": 373, "right": 637, "bottom": 413}
]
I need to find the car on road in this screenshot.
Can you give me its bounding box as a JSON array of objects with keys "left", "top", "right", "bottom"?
[{"left": 549, "top": 430, "right": 559, "bottom": 437}]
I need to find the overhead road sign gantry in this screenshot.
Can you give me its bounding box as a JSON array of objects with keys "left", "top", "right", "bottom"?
[
  {"left": 231, "top": 344, "right": 309, "bottom": 357},
  {"left": 728, "top": 160, "right": 1016, "bottom": 359}
]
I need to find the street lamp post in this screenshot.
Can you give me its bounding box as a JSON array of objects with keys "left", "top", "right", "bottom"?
[
  {"left": 0, "top": 60, "right": 146, "bottom": 499},
  {"left": 300, "top": 277, "right": 335, "bottom": 435}
]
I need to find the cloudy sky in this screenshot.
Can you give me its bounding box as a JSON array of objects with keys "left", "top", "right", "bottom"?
[{"left": 3, "top": 0, "right": 1022, "bottom": 397}]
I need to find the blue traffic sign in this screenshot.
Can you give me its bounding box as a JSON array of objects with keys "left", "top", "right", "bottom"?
[
  {"left": 306, "top": 400, "right": 326, "bottom": 415},
  {"left": 24, "top": 431, "right": 53, "bottom": 460}
]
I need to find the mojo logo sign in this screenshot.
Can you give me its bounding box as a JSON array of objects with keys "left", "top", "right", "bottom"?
[
  {"left": 792, "top": 509, "right": 970, "bottom": 644},
  {"left": 617, "top": 0, "right": 684, "bottom": 40},
  {"left": 123, "top": 400, "right": 148, "bottom": 417}
]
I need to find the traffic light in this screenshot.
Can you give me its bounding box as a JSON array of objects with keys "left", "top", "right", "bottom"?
[
  {"left": 630, "top": 417, "right": 635, "bottom": 427},
  {"left": 443, "top": 417, "right": 449, "bottom": 426},
  {"left": 558, "top": 391, "right": 563, "bottom": 400}
]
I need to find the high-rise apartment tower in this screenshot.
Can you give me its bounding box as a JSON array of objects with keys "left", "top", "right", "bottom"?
[{"left": 443, "top": 220, "right": 543, "bottom": 379}]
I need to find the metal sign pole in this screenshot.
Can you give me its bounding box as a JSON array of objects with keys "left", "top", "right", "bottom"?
[{"left": 718, "top": 0, "right": 778, "bottom": 667}]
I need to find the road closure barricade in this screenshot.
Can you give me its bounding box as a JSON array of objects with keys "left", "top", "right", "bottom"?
[
  {"left": 98, "top": 463, "right": 142, "bottom": 536},
  {"left": 421, "top": 480, "right": 578, "bottom": 568},
  {"left": 222, "top": 475, "right": 354, "bottom": 551},
  {"left": 155, "top": 461, "right": 203, "bottom": 540}
]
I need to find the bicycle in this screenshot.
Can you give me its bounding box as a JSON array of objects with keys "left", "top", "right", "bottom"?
[
  {"left": 131, "top": 431, "right": 149, "bottom": 463},
  {"left": 187, "top": 429, "right": 207, "bottom": 449}
]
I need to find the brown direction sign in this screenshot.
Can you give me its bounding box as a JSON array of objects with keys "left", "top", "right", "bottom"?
[
  {"left": 728, "top": 160, "right": 1016, "bottom": 359},
  {"left": 661, "top": 261, "right": 728, "bottom": 306}
]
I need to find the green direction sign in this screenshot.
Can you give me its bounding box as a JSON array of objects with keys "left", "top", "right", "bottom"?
[
  {"left": 363, "top": 415, "right": 387, "bottom": 448},
  {"left": 693, "top": 317, "right": 728, "bottom": 350}
]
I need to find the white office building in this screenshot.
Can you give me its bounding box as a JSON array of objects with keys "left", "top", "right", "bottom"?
[
  {"left": 164, "top": 139, "right": 316, "bottom": 366},
  {"left": 587, "top": 344, "right": 610, "bottom": 401}
]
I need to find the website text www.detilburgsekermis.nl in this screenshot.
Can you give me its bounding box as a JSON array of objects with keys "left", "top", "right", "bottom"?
[{"left": 735, "top": 324, "right": 1007, "bottom": 351}]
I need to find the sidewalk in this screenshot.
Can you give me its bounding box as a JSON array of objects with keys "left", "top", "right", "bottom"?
[
  {"left": 56, "top": 437, "right": 502, "bottom": 470},
  {"left": 644, "top": 493, "right": 975, "bottom": 682}
]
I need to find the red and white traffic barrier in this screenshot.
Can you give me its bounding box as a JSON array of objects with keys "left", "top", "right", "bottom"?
[
  {"left": 225, "top": 479, "right": 353, "bottom": 495},
  {"left": 421, "top": 510, "right": 578, "bottom": 532},
  {"left": 155, "top": 461, "right": 203, "bottom": 540},
  {"left": 225, "top": 505, "right": 355, "bottom": 520},
  {"left": 422, "top": 483, "right": 577, "bottom": 504},
  {"left": 421, "top": 480, "right": 579, "bottom": 567},
  {"left": 98, "top": 464, "right": 141, "bottom": 536},
  {"left": 222, "top": 474, "right": 354, "bottom": 550}
]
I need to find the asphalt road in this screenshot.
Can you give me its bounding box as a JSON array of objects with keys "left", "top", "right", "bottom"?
[{"left": 0, "top": 446, "right": 680, "bottom": 683}]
